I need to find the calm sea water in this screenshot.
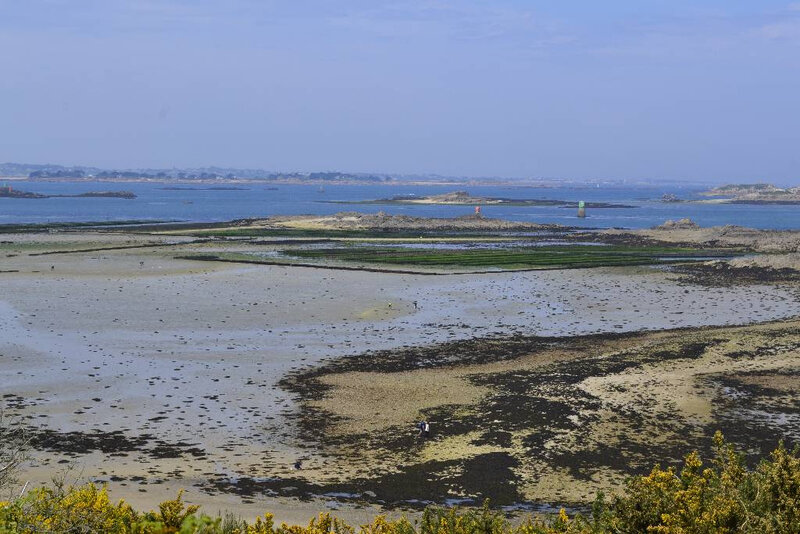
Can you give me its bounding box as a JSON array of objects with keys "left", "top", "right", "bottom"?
[{"left": 1, "top": 181, "right": 798, "bottom": 230}]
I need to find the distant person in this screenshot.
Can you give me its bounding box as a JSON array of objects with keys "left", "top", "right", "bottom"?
[
  {"left": 413, "top": 301, "right": 418, "bottom": 310},
  {"left": 417, "top": 420, "right": 431, "bottom": 438},
  {"left": 293, "top": 460, "right": 302, "bottom": 470}
]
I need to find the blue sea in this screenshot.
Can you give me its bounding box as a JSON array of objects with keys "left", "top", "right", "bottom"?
[{"left": 1, "top": 181, "right": 798, "bottom": 230}]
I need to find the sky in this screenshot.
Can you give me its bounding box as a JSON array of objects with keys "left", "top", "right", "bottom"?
[{"left": 0, "top": 1, "right": 799, "bottom": 184}]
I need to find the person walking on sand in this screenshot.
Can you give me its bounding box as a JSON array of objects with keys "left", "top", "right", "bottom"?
[{"left": 417, "top": 420, "right": 431, "bottom": 438}]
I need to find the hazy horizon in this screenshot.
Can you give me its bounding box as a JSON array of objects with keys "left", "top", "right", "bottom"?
[{"left": 1, "top": 1, "right": 798, "bottom": 185}]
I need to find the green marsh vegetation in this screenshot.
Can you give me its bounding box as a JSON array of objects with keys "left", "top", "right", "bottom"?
[
  {"left": 278, "top": 243, "right": 740, "bottom": 271},
  {"left": 179, "top": 241, "right": 743, "bottom": 272}
]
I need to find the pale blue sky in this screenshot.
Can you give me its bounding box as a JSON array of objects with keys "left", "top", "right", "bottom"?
[{"left": 1, "top": 1, "right": 798, "bottom": 183}]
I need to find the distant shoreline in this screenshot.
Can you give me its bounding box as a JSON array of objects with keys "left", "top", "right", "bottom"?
[
  {"left": 0, "top": 176, "right": 676, "bottom": 189},
  {"left": 0, "top": 176, "right": 543, "bottom": 187}
]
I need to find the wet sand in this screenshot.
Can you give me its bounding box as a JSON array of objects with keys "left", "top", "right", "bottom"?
[{"left": 1, "top": 231, "right": 799, "bottom": 521}]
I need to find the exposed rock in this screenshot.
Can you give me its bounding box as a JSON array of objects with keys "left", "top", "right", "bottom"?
[{"left": 653, "top": 218, "right": 700, "bottom": 230}]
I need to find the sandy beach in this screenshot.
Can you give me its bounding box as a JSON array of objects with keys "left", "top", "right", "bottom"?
[{"left": 1, "top": 229, "right": 799, "bottom": 521}]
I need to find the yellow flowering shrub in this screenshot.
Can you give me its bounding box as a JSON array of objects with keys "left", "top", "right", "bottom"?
[
  {"left": 0, "top": 482, "right": 137, "bottom": 533},
  {"left": 0, "top": 433, "right": 798, "bottom": 534}
]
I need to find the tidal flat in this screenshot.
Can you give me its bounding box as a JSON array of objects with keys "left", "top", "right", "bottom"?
[{"left": 0, "top": 216, "right": 799, "bottom": 522}]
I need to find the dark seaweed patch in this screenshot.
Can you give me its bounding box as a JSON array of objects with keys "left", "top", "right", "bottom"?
[
  {"left": 207, "top": 453, "right": 521, "bottom": 508},
  {"left": 672, "top": 263, "right": 800, "bottom": 286},
  {"left": 28, "top": 428, "right": 207, "bottom": 461}
]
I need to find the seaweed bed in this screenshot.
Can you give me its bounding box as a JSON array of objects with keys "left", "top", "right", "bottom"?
[
  {"left": 241, "top": 321, "right": 800, "bottom": 509},
  {"left": 670, "top": 262, "right": 800, "bottom": 286},
  {"left": 179, "top": 244, "right": 740, "bottom": 275}
]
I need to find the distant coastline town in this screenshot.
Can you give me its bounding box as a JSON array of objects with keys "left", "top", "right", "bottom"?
[
  {"left": 0, "top": 161, "right": 728, "bottom": 188},
  {"left": 0, "top": 162, "right": 394, "bottom": 185}
]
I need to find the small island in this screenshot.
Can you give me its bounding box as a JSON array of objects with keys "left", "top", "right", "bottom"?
[
  {"left": 701, "top": 183, "right": 800, "bottom": 204},
  {"left": 0, "top": 185, "right": 136, "bottom": 199},
  {"left": 324, "top": 190, "right": 635, "bottom": 208}
]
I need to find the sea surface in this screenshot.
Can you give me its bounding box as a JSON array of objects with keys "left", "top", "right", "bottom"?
[{"left": 1, "top": 181, "right": 799, "bottom": 230}]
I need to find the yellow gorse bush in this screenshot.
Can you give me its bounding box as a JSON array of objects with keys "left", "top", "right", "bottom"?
[
  {"left": 0, "top": 482, "right": 137, "bottom": 533},
  {"left": 0, "top": 433, "right": 798, "bottom": 534}
]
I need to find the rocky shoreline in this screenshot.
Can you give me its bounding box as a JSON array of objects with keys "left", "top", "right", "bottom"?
[{"left": 0, "top": 185, "right": 136, "bottom": 199}]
